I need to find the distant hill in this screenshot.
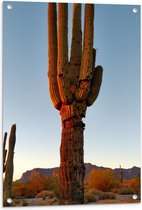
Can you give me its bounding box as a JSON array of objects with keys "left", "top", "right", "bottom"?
[
  {"left": 114, "top": 166, "right": 140, "bottom": 180},
  {"left": 19, "top": 167, "right": 59, "bottom": 183},
  {"left": 17, "top": 163, "right": 140, "bottom": 183}
]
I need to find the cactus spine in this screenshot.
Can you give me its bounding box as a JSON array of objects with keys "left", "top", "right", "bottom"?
[
  {"left": 3, "top": 124, "right": 16, "bottom": 206},
  {"left": 48, "top": 3, "right": 103, "bottom": 204}
]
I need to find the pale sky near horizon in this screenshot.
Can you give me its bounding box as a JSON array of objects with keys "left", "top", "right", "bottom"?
[{"left": 3, "top": 1, "right": 141, "bottom": 181}]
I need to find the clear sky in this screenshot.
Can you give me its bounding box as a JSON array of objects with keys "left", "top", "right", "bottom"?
[{"left": 3, "top": 1, "right": 141, "bottom": 181}]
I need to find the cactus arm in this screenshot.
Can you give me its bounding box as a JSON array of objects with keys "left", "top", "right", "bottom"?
[
  {"left": 3, "top": 150, "right": 7, "bottom": 173},
  {"left": 92, "top": 48, "right": 96, "bottom": 68},
  {"left": 3, "top": 132, "right": 7, "bottom": 152},
  {"left": 75, "top": 4, "right": 94, "bottom": 101},
  {"left": 86, "top": 65, "right": 103, "bottom": 106},
  {"left": 69, "top": 4, "right": 82, "bottom": 87},
  {"left": 3, "top": 124, "right": 16, "bottom": 205},
  {"left": 81, "top": 4, "right": 94, "bottom": 80},
  {"left": 57, "top": 3, "right": 73, "bottom": 105},
  {"left": 48, "top": 3, "right": 62, "bottom": 110},
  {"left": 3, "top": 132, "right": 7, "bottom": 173}
]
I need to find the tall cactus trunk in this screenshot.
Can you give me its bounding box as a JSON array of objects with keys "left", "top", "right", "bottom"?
[
  {"left": 3, "top": 124, "right": 16, "bottom": 206},
  {"left": 60, "top": 118, "right": 85, "bottom": 204}
]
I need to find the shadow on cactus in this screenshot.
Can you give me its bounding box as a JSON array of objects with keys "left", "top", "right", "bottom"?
[
  {"left": 48, "top": 3, "right": 103, "bottom": 204},
  {"left": 3, "top": 124, "right": 16, "bottom": 206}
]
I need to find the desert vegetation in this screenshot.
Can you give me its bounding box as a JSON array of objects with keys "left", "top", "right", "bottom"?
[
  {"left": 11, "top": 174, "right": 60, "bottom": 206},
  {"left": 9, "top": 166, "right": 140, "bottom": 206},
  {"left": 12, "top": 175, "right": 60, "bottom": 199},
  {"left": 84, "top": 168, "right": 140, "bottom": 204},
  {"left": 86, "top": 168, "right": 120, "bottom": 192}
]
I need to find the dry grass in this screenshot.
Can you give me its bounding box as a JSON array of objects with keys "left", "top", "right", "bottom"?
[
  {"left": 118, "top": 187, "right": 134, "bottom": 195},
  {"left": 13, "top": 187, "right": 141, "bottom": 206},
  {"left": 84, "top": 192, "right": 98, "bottom": 203},
  {"left": 98, "top": 192, "right": 116, "bottom": 200},
  {"left": 95, "top": 197, "right": 140, "bottom": 204},
  {"left": 84, "top": 189, "right": 116, "bottom": 204},
  {"left": 13, "top": 195, "right": 140, "bottom": 206},
  {"left": 29, "top": 198, "right": 59, "bottom": 206},
  {"left": 35, "top": 190, "right": 54, "bottom": 199}
]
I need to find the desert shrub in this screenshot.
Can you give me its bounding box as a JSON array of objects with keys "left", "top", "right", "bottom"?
[
  {"left": 48, "top": 193, "right": 54, "bottom": 199},
  {"left": 84, "top": 189, "right": 116, "bottom": 203},
  {"left": 27, "top": 175, "right": 46, "bottom": 196},
  {"left": 35, "top": 190, "right": 54, "bottom": 199},
  {"left": 119, "top": 176, "right": 140, "bottom": 195},
  {"left": 53, "top": 188, "right": 60, "bottom": 199},
  {"left": 12, "top": 182, "right": 31, "bottom": 198},
  {"left": 118, "top": 187, "right": 134, "bottom": 195},
  {"left": 84, "top": 191, "right": 98, "bottom": 203},
  {"left": 44, "top": 198, "right": 59, "bottom": 205},
  {"left": 12, "top": 199, "right": 21, "bottom": 205},
  {"left": 44, "top": 176, "right": 60, "bottom": 199},
  {"left": 86, "top": 189, "right": 103, "bottom": 197},
  {"left": 98, "top": 192, "right": 116, "bottom": 200},
  {"left": 111, "top": 188, "right": 119, "bottom": 193},
  {"left": 12, "top": 186, "right": 22, "bottom": 199},
  {"left": 12, "top": 175, "right": 60, "bottom": 199},
  {"left": 37, "top": 198, "right": 59, "bottom": 206},
  {"left": 22, "top": 199, "right": 28, "bottom": 206},
  {"left": 86, "top": 168, "right": 120, "bottom": 192},
  {"left": 44, "top": 176, "right": 60, "bottom": 191},
  {"left": 12, "top": 175, "right": 48, "bottom": 199},
  {"left": 130, "top": 176, "right": 140, "bottom": 195}
]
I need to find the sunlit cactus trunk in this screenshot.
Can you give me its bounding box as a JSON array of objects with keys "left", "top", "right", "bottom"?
[
  {"left": 60, "top": 118, "right": 85, "bottom": 204},
  {"left": 3, "top": 124, "right": 16, "bottom": 206},
  {"left": 48, "top": 3, "right": 103, "bottom": 204}
]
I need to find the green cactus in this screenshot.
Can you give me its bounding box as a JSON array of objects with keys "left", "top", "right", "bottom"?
[
  {"left": 3, "top": 132, "right": 7, "bottom": 173},
  {"left": 3, "top": 124, "right": 16, "bottom": 206},
  {"left": 48, "top": 3, "right": 103, "bottom": 204}
]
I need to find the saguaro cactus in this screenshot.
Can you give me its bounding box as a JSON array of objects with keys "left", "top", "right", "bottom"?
[
  {"left": 3, "top": 124, "right": 16, "bottom": 206},
  {"left": 119, "top": 165, "right": 123, "bottom": 184},
  {"left": 48, "top": 3, "right": 103, "bottom": 204},
  {"left": 3, "top": 132, "right": 8, "bottom": 173}
]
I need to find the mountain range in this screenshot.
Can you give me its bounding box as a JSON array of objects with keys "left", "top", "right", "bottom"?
[{"left": 17, "top": 163, "right": 140, "bottom": 183}]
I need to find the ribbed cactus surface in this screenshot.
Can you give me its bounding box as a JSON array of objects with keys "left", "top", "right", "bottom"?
[
  {"left": 3, "top": 124, "right": 16, "bottom": 206},
  {"left": 48, "top": 3, "right": 103, "bottom": 204},
  {"left": 48, "top": 3, "right": 103, "bottom": 114},
  {"left": 3, "top": 132, "right": 7, "bottom": 173}
]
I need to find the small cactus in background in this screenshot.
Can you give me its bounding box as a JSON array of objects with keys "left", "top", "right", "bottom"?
[
  {"left": 48, "top": 3, "right": 103, "bottom": 204},
  {"left": 3, "top": 124, "right": 16, "bottom": 206},
  {"left": 119, "top": 165, "right": 123, "bottom": 184}
]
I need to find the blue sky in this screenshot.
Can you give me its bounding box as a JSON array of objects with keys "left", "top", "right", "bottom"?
[{"left": 3, "top": 2, "right": 141, "bottom": 181}]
